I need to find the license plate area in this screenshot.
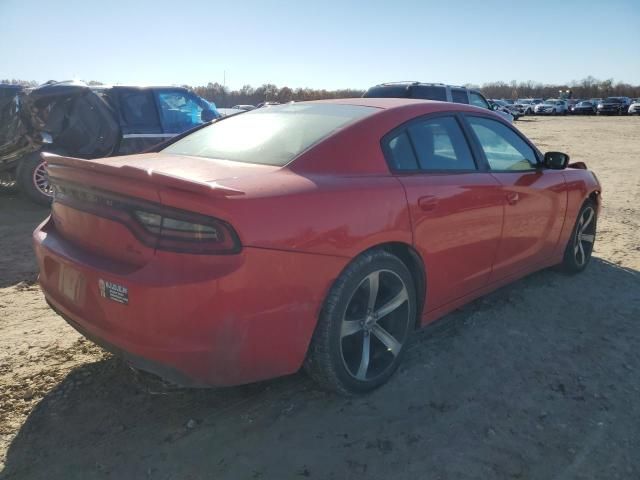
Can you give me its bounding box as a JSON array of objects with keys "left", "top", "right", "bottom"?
[{"left": 58, "top": 264, "right": 86, "bottom": 304}]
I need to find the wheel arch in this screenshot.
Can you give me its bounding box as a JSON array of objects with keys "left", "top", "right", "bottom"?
[{"left": 363, "top": 241, "right": 426, "bottom": 329}]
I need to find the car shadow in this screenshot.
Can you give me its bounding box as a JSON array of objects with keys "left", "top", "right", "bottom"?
[{"left": 3, "top": 257, "right": 640, "bottom": 479}]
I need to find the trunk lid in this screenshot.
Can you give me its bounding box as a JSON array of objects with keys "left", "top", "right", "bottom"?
[{"left": 46, "top": 152, "right": 279, "bottom": 264}]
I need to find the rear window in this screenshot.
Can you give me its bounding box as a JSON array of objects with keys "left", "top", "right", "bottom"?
[
  {"left": 162, "top": 103, "right": 376, "bottom": 166},
  {"left": 363, "top": 85, "right": 411, "bottom": 98},
  {"left": 410, "top": 85, "right": 447, "bottom": 101}
]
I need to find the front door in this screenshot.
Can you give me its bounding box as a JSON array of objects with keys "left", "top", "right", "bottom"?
[
  {"left": 464, "top": 115, "right": 567, "bottom": 280},
  {"left": 382, "top": 114, "right": 505, "bottom": 313}
]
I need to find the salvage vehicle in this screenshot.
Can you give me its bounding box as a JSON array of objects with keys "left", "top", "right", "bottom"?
[
  {"left": 489, "top": 99, "right": 522, "bottom": 120},
  {"left": 572, "top": 101, "right": 597, "bottom": 115},
  {"left": 597, "top": 97, "right": 629, "bottom": 115},
  {"left": 515, "top": 99, "right": 539, "bottom": 115},
  {"left": 628, "top": 99, "right": 640, "bottom": 115},
  {"left": 0, "top": 80, "right": 219, "bottom": 205},
  {"left": 34, "top": 99, "right": 601, "bottom": 395},
  {"left": 534, "top": 99, "right": 568, "bottom": 115}
]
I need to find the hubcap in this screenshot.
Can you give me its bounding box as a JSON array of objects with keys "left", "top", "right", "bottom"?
[
  {"left": 340, "top": 270, "right": 411, "bottom": 381},
  {"left": 32, "top": 161, "right": 53, "bottom": 197},
  {"left": 574, "top": 207, "right": 596, "bottom": 266}
]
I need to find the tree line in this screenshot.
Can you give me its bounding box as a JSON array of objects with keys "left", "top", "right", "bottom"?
[
  {"left": 3, "top": 77, "right": 639, "bottom": 105},
  {"left": 473, "top": 77, "right": 640, "bottom": 100}
]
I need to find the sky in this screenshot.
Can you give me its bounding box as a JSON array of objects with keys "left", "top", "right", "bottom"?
[{"left": 1, "top": 0, "right": 639, "bottom": 90}]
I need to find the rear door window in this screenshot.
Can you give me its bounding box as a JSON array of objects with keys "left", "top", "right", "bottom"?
[
  {"left": 410, "top": 85, "right": 447, "bottom": 101},
  {"left": 407, "top": 116, "right": 476, "bottom": 170},
  {"left": 451, "top": 89, "right": 469, "bottom": 104}
]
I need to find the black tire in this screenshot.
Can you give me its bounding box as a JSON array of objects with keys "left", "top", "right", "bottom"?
[
  {"left": 561, "top": 199, "right": 597, "bottom": 274},
  {"left": 304, "top": 249, "right": 417, "bottom": 395},
  {"left": 16, "top": 151, "right": 53, "bottom": 206}
]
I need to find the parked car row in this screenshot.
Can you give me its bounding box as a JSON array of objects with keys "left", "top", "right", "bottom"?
[{"left": 505, "top": 96, "right": 638, "bottom": 116}]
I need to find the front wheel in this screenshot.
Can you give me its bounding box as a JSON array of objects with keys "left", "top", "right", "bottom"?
[
  {"left": 561, "top": 200, "right": 597, "bottom": 273},
  {"left": 16, "top": 151, "right": 53, "bottom": 206},
  {"left": 304, "top": 250, "right": 417, "bottom": 395}
]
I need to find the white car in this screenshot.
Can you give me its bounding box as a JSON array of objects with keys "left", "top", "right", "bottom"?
[
  {"left": 490, "top": 100, "right": 521, "bottom": 120},
  {"left": 534, "top": 99, "right": 568, "bottom": 115},
  {"left": 628, "top": 100, "right": 640, "bottom": 115}
]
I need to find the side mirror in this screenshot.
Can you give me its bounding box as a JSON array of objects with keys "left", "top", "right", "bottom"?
[
  {"left": 543, "top": 151, "right": 570, "bottom": 170},
  {"left": 201, "top": 109, "right": 217, "bottom": 122},
  {"left": 490, "top": 104, "right": 498, "bottom": 111}
]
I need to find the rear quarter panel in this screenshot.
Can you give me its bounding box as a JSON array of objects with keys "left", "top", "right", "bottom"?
[{"left": 159, "top": 172, "right": 413, "bottom": 258}]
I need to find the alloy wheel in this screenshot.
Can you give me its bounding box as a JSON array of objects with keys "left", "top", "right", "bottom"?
[
  {"left": 574, "top": 206, "right": 596, "bottom": 266},
  {"left": 32, "top": 160, "right": 53, "bottom": 197},
  {"left": 339, "top": 270, "right": 411, "bottom": 381}
]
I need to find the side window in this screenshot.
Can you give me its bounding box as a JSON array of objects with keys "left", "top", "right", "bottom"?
[
  {"left": 156, "top": 90, "right": 204, "bottom": 133},
  {"left": 469, "top": 92, "right": 490, "bottom": 109},
  {"left": 386, "top": 131, "right": 418, "bottom": 170},
  {"left": 451, "top": 89, "right": 469, "bottom": 104},
  {"left": 407, "top": 116, "right": 476, "bottom": 170},
  {"left": 411, "top": 85, "right": 447, "bottom": 101},
  {"left": 119, "top": 90, "right": 160, "bottom": 128},
  {"left": 467, "top": 116, "right": 538, "bottom": 171}
]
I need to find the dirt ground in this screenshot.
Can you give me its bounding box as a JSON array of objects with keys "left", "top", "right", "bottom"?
[{"left": 0, "top": 116, "right": 639, "bottom": 480}]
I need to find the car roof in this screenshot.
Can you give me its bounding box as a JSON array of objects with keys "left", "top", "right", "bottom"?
[{"left": 301, "top": 97, "right": 451, "bottom": 109}]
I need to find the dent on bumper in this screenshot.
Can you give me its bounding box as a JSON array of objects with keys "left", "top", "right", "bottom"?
[{"left": 34, "top": 217, "right": 349, "bottom": 386}]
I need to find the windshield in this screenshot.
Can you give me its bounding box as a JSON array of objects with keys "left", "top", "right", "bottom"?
[
  {"left": 604, "top": 97, "right": 622, "bottom": 103},
  {"left": 518, "top": 100, "right": 532, "bottom": 104},
  {"left": 162, "top": 103, "right": 376, "bottom": 166}
]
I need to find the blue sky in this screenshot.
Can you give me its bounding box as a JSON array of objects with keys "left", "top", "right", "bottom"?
[{"left": 1, "top": 0, "right": 639, "bottom": 89}]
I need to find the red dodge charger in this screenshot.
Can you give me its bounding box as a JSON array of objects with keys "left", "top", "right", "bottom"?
[{"left": 34, "top": 99, "right": 601, "bottom": 394}]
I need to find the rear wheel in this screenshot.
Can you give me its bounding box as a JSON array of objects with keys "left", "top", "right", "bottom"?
[
  {"left": 304, "top": 250, "right": 416, "bottom": 395},
  {"left": 16, "top": 151, "right": 53, "bottom": 206},
  {"left": 561, "top": 200, "right": 597, "bottom": 273}
]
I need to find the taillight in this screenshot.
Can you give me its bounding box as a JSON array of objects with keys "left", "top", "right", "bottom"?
[
  {"left": 51, "top": 180, "right": 241, "bottom": 254},
  {"left": 132, "top": 209, "right": 240, "bottom": 254}
]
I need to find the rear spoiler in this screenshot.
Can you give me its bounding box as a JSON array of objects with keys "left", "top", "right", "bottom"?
[{"left": 42, "top": 153, "right": 244, "bottom": 197}]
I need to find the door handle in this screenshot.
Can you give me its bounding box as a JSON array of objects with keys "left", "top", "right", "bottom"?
[
  {"left": 418, "top": 195, "right": 439, "bottom": 211},
  {"left": 506, "top": 192, "right": 519, "bottom": 205}
]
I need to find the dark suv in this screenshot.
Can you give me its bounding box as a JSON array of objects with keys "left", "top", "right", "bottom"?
[
  {"left": 363, "top": 82, "right": 493, "bottom": 110},
  {"left": 0, "top": 81, "right": 219, "bottom": 204}
]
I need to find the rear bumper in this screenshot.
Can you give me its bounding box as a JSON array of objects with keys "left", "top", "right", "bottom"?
[{"left": 34, "top": 216, "right": 347, "bottom": 386}]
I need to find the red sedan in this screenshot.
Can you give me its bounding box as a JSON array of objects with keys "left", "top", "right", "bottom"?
[{"left": 34, "top": 99, "right": 601, "bottom": 394}]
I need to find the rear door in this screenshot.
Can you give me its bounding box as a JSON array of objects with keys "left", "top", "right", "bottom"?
[
  {"left": 383, "top": 113, "right": 504, "bottom": 312},
  {"left": 463, "top": 115, "right": 567, "bottom": 280}
]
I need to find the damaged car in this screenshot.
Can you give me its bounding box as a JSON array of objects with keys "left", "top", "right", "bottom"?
[{"left": 0, "top": 80, "right": 219, "bottom": 205}]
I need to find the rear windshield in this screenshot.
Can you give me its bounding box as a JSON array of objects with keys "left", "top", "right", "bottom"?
[
  {"left": 162, "top": 103, "right": 376, "bottom": 166},
  {"left": 363, "top": 85, "right": 411, "bottom": 98}
]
